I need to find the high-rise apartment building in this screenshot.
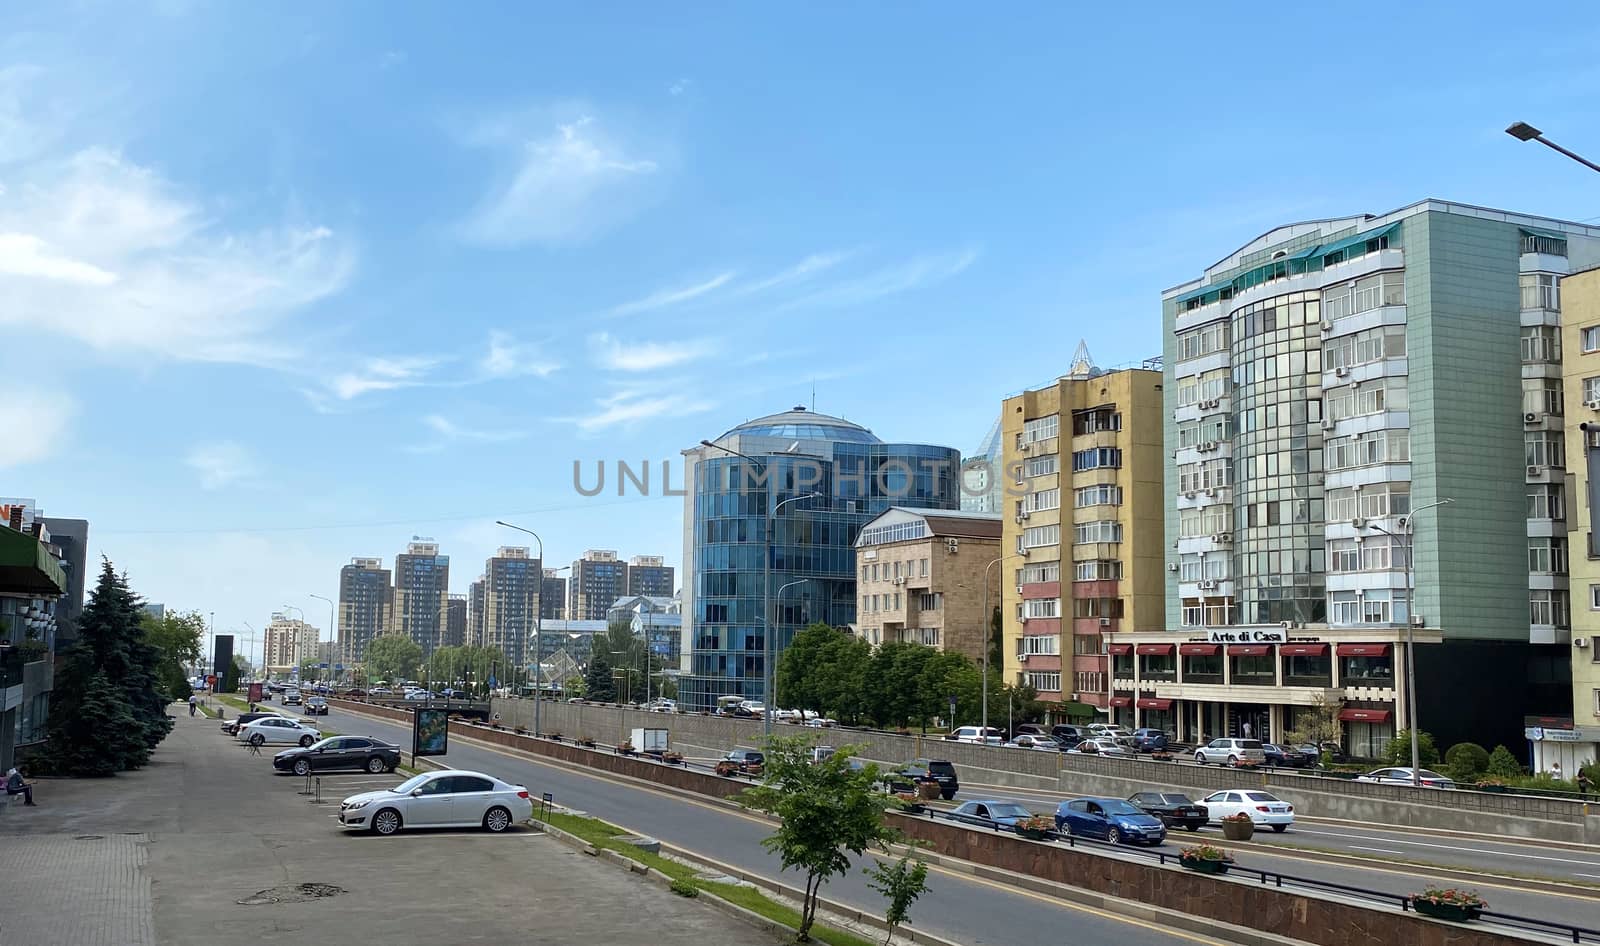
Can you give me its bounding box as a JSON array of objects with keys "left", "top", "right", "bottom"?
[
  {"left": 1557, "top": 265, "right": 1600, "bottom": 773},
  {"left": 338, "top": 557, "right": 392, "bottom": 664},
  {"left": 854, "top": 508, "right": 1001, "bottom": 664},
  {"left": 1120, "top": 200, "right": 1599, "bottom": 755},
  {"left": 468, "top": 578, "right": 486, "bottom": 647},
  {"left": 568, "top": 550, "right": 626, "bottom": 621},
  {"left": 483, "top": 547, "right": 540, "bottom": 665},
  {"left": 625, "top": 555, "right": 675, "bottom": 598},
  {"left": 264, "top": 612, "right": 320, "bottom": 675},
  {"left": 393, "top": 540, "right": 450, "bottom": 658},
  {"left": 541, "top": 569, "right": 567, "bottom": 621},
  {"left": 999, "top": 350, "right": 1165, "bottom": 711},
  {"left": 445, "top": 594, "right": 467, "bottom": 648},
  {"left": 961, "top": 416, "right": 1005, "bottom": 514},
  {"left": 680, "top": 406, "right": 961, "bottom": 710}
]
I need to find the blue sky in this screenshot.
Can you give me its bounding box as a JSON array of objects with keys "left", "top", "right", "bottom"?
[{"left": 3, "top": 3, "right": 1599, "bottom": 662}]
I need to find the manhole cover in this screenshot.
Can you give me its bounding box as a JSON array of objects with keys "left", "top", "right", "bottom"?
[
  {"left": 74, "top": 835, "right": 105, "bottom": 841},
  {"left": 236, "top": 883, "right": 346, "bottom": 906}
]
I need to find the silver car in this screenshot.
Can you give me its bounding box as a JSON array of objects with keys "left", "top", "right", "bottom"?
[
  {"left": 338, "top": 770, "right": 534, "bottom": 835},
  {"left": 1194, "top": 738, "right": 1266, "bottom": 766}
]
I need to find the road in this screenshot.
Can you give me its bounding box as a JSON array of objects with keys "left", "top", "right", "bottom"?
[{"left": 311, "top": 704, "right": 1599, "bottom": 939}]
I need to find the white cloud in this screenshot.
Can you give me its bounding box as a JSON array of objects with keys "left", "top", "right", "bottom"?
[
  {"left": 481, "top": 330, "right": 559, "bottom": 379},
  {"left": 459, "top": 112, "right": 660, "bottom": 246},
  {"left": 782, "top": 248, "right": 979, "bottom": 310},
  {"left": 0, "top": 146, "right": 354, "bottom": 366},
  {"left": 326, "top": 356, "right": 438, "bottom": 401},
  {"left": 609, "top": 271, "right": 734, "bottom": 316},
  {"left": 0, "top": 386, "right": 72, "bottom": 469},
  {"left": 668, "top": 79, "right": 691, "bottom": 96},
  {"left": 569, "top": 387, "right": 712, "bottom": 432},
  {"left": 732, "top": 252, "right": 847, "bottom": 296},
  {"left": 590, "top": 332, "right": 716, "bottom": 372},
  {"left": 415, "top": 413, "right": 526, "bottom": 447},
  {"left": 185, "top": 441, "right": 258, "bottom": 490}
]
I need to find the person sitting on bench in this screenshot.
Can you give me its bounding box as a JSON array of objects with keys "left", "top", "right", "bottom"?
[{"left": 6, "top": 765, "right": 37, "bottom": 806}]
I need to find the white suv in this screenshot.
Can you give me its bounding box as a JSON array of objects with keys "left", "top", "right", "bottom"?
[
  {"left": 945, "top": 725, "right": 1004, "bottom": 745},
  {"left": 1194, "top": 738, "right": 1266, "bottom": 766}
]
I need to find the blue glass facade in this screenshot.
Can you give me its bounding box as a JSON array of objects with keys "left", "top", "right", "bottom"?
[{"left": 682, "top": 424, "right": 960, "bottom": 710}]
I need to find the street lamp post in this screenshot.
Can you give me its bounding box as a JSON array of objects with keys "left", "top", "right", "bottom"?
[
  {"left": 309, "top": 593, "right": 336, "bottom": 681},
  {"left": 771, "top": 578, "right": 811, "bottom": 716},
  {"left": 700, "top": 439, "right": 821, "bottom": 739},
  {"left": 1506, "top": 122, "right": 1600, "bottom": 174},
  {"left": 1357, "top": 498, "right": 1454, "bottom": 788},
  {"left": 979, "top": 556, "right": 1018, "bottom": 739},
  {"left": 496, "top": 521, "right": 551, "bottom": 736}
]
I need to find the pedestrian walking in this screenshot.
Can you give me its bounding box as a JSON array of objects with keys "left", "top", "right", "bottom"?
[
  {"left": 188, "top": 695, "right": 198, "bottom": 717},
  {"left": 1578, "top": 771, "right": 1594, "bottom": 795},
  {"left": 1241, "top": 721, "right": 1253, "bottom": 739},
  {"left": 6, "top": 765, "right": 37, "bottom": 806}
]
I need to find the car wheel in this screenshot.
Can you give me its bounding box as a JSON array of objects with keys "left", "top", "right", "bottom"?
[
  {"left": 1271, "top": 824, "right": 1288, "bottom": 833},
  {"left": 1228, "top": 755, "right": 1239, "bottom": 767},
  {"left": 1184, "top": 824, "right": 1201, "bottom": 832},
  {"left": 249, "top": 733, "right": 265, "bottom": 747},
  {"left": 1194, "top": 753, "right": 1205, "bottom": 765},
  {"left": 366, "top": 756, "right": 387, "bottom": 774},
  {"left": 941, "top": 790, "right": 956, "bottom": 801},
  {"left": 1106, "top": 828, "right": 1122, "bottom": 845},
  {"left": 299, "top": 735, "right": 315, "bottom": 747},
  {"left": 372, "top": 808, "right": 402, "bottom": 836},
  {"left": 292, "top": 759, "right": 311, "bottom": 777},
  {"left": 484, "top": 806, "right": 513, "bottom": 833}
]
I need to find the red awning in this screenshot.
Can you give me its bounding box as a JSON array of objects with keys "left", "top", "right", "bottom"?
[
  {"left": 1228, "top": 644, "right": 1271, "bottom": 656},
  {"left": 1337, "top": 643, "right": 1392, "bottom": 657},
  {"left": 1280, "top": 643, "right": 1329, "bottom": 657},
  {"left": 1339, "top": 708, "right": 1393, "bottom": 723},
  {"left": 1179, "top": 643, "right": 1221, "bottom": 656},
  {"left": 1136, "top": 643, "right": 1175, "bottom": 656},
  {"left": 1106, "top": 643, "right": 1133, "bottom": 655},
  {"left": 1136, "top": 698, "right": 1173, "bottom": 710},
  {"left": 1108, "top": 696, "right": 1133, "bottom": 707}
]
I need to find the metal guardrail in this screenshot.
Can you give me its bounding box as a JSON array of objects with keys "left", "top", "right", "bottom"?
[{"left": 925, "top": 807, "right": 1600, "bottom": 945}]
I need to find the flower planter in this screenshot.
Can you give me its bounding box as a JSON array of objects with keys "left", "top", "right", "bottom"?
[
  {"left": 1414, "top": 900, "right": 1481, "bottom": 922},
  {"left": 1474, "top": 783, "right": 1509, "bottom": 794},
  {"left": 1017, "top": 827, "right": 1052, "bottom": 842},
  {"left": 1181, "top": 858, "right": 1230, "bottom": 875},
  {"left": 1221, "top": 820, "right": 1255, "bottom": 841},
  {"left": 1151, "top": 753, "right": 1174, "bottom": 762},
  {"left": 916, "top": 781, "right": 942, "bottom": 801}
]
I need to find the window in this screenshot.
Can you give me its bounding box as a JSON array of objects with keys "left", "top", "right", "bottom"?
[
  {"left": 1178, "top": 552, "right": 1229, "bottom": 582},
  {"left": 1019, "top": 561, "right": 1060, "bottom": 583},
  {"left": 1074, "top": 484, "right": 1123, "bottom": 507},
  {"left": 1584, "top": 378, "right": 1600, "bottom": 406},
  {"left": 1022, "top": 524, "right": 1060, "bottom": 548},
  {"left": 917, "top": 592, "right": 942, "bottom": 611},
  {"left": 1324, "top": 271, "right": 1404, "bottom": 320},
  {"left": 1073, "top": 633, "right": 1104, "bottom": 656},
  {"left": 1025, "top": 455, "right": 1057, "bottom": 477},
  {"left": 1326, "top": 431, "right": 1410, "bottom": 471},
  {"left": 1522, "top": 232, "right": 1568, "bottom": 256},
  {"left": 1176, "top": 321, "right": 1230, "bottom": 362},
  {"left": 1584, "top": 327, "right": 1600, "bottom": 353},
  {"left": 1022, "top": 415, "right": 1059, "bottom": 443},
  {"left": 1024, "top": 598, "right": 1059, "bottom": 618},
  {"left": 1074, "top": 520, "right": 1123, "bottom": 544},
  {"left": 1528, "top": 484, "right": 1566, "bottom": 520},
  {"left": 1526, "top": 431, "right": 1565, "bottom": 469},
  {"left": 1530, "top": 589, "right": 1571, "bottom": 628},
  {"left": 1178, "top": 506, "right": 1229, "bottom": 538},
  {"left": 1074, "top": 671, "right": 1105, "bottom": 694},
  {"left": 920, "top": 558, "right": 928, "bottom": 577},
  {"left": 1529, "top": 538, "right": 1569, "bottom": 575},
  {"left": 1072, "top": 447, "right": 1122, "bottom": 471},
  {"left": 1177, "top": 458, "right": 1233, "bottom": 493},
  {"left": 1524, "top": 378, "right": 1563, "bottom": 417},
  {"left": 1019, "top": 635, "right": 1059, "bottom": 655},
  {"left": 1024, "top": 488, "right": 1060, "bottom": 512},
  {"left": 1326, "top": 484, "right": 1410, "bottom": 522},
  {"left": 1178, "top": 413, "right": 1232, "bottom": 448},
  {"left": 1328, "top": 378, "right": 1409, "bottom": 420},
  {"left": 1590, "top": 584, "right": 1600, "bottom": 610},
  {"left": 1329, "top": 590, "right": 1408, "bottom": 626},
  {"left": 1180, "top": 602, "right": 1203, "bottom": 626},
  {"left": 1522, "top": 325, "right": 1561, "bottom": 364},
  {"left": 1025, "top": 672, "right": 1062, "bottom": 693},
  {"left": 1325, "top": 324, "right": 1407, "bottom": 370},
  {"left": 1176, "top": 376, "right": 1200, "bottom": 407},
  {"left": 1071, "top": 408, "right": 1122, "bottom": 434},
  {"left": 1520, "top": 273, "right": 1560, "bottom": 311},
  {"left": 1074, "top": 560, "right": 1123, "bottom": 581}
]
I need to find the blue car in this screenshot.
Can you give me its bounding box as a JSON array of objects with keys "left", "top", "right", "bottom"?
[
  {"left": 1131, "top": 728, "right": 1170, "bottom": 752},
  {"left": 1054, "top": 797, "right": 1167, "bottom": 846},
  {"left": 949, "top": 799, "right": 1033, "bottom": 827}
]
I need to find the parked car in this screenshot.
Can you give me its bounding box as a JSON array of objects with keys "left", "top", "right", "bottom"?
[
  {"left": 238, "top": 717, "right": 323, "bottom": 747},
  {"left": 1200, "top": 789, "right": 1294, "bottom": 831},
  {"left": 282, "top": 689, "right": 303, "bottom": 706},
  {"left": 945, "top": 725, "right": 1005, "bottom": 745},
  {"left": 1127, "top": 791, "right": 1209, "bottom": 831},
  {"left": 889, "top": 759, "right": 960, "bottom": 799},
  {"left": 1054, "top": 798, "right": 1167, "bottom": 845},
  {"left": 369, "top": 687, "right": 393, "bottom": 697},
  {"left": 950, "top": 799, "right": 1033, "bottom": 827},
  {"left": 1089, "top": 724, "right": 1129, "bottom": 737},
  {"left": 1012, "top": 723, "right": 1052, "bottom": 740},
  {"left": 274, "top": 737, "right": 402, "bottom": 776},
  {"left": 716, "top": 747, "right": 766, "bottom": 776},
  {"left": 1193, "top": 738, "right": 1266, "bottom": 766},
  {"left": 1261, "top": 743, "right": 1312, "bottom": 767},
  {"left": 343, "top": 687, "right": 368, "bottom": 697},
  {"left": 1003, "top": 734, "right": 1060, "bottom": 751},
  {"left": 1130, "top": 728, "right": 1170, "bottom": 752},
  {"left": 404, "top": 690, "right": 435, "bottom": 701},
  {"left": 1067, "top": 737, "right": 1132, "bottom": 758},
  {"left": 1050, "top": 725, "right": 1087, "bottom": 748},
  {"left": 338, "top": 770, "right": 533, "bottom": 835},
  {"left": 304, "top": 697, "right": 330, "bottom": 716},
  {"left": 220, "top": 711, "right": 285, "bottom": 736},
  {"left": 1354, "top": 767, "right": 1456, "bottom": 789}
]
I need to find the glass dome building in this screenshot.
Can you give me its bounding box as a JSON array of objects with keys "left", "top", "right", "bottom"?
[{"left": 678, "top": 407, "right": 961, "bottom": 710}]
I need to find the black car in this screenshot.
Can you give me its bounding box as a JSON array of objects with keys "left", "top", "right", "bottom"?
[
  {"left": 273, "top": 736, "right": 402, "bottom": 776},
  {"left": 220, "top": 711, "right": 283, "bottom": 736},
  {"left": 1262, "top": 743, "right": 1313, "bottom": 767},
  {"left": 889, "top": 759, "right": 960, "bottom": 800},
  {"left": 304, "top": 697, "right": 330, "bottom": 716},
  {"left": 715, "top": 748, "right": 765, "bottom": 776},
  {"left": 1050, "top": 725, "right": 1088, "bottom": 747},
  {"left": 1127, "top": 791, "right": 1209, "bottom": 831}
]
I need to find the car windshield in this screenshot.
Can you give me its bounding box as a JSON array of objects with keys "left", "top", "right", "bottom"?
[
  {"left": 1417, "top": 770, "right": 1448, "bottom": 780},
  {"left": 988, "top": 803, "right": 1031, "bottom": 819},
  {"left": 390, "top": 774, "right": 432, "bottom": 794},
  {"left": 1101, "top": 801, "right": 1141, "bottom": 816},
  {"left": 1245, "top": 792, "right": 1281, "bottom": 802},
  {"left": 1159, "top": 794, "right": 1193, "bottom": 805}
]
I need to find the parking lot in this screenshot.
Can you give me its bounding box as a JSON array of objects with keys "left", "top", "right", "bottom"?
[{"left": 0, "top": 710, "right": 782, "bottom": 946}]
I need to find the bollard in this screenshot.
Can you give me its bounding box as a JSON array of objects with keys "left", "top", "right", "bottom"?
[{"left": 314, "top": 777, "right": 322, "bottom": 804}]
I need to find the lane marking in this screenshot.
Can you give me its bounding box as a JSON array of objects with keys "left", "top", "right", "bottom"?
[
  {"left": 1352, "top": 846, "right": 1405, "bottom": 855},
  {"left": 1291, "top": 832, "right": 1600, "bottom": 869}
]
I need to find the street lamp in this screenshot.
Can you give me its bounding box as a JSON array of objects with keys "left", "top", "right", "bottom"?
[
  {"left": 309, "top": 593, "right": 336, "bottom": 682},
  {"left": 769, "top": 578, "right": 811, "bottom": 715},
  {"left": 1356, "top": 497, "right": 1455, "bottom": 787},
  {"left": 495, "top": 520, "right": 552, "bottom": 736},
  {"left": 979, "top": 555, "right": 1021, "bottom": 738},
  {"left": 1506, "top": 122, "right": 1600, "bottom": 174},
  {"left": 700, "top": 439, "right": 821, "bottom": 738}
]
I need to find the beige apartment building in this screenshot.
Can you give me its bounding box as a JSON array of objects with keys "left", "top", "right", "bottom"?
[
  {"left": 264, "top": 613, "right": 320, "bottom": 675},
  {"left": 1000, "top": 345, "right": 1165, "bottom": 713},
  {"left": 1558, "top": 264, "right": 1600, "bottom": 773},
  {"left": 853, "top": 508, "right": 1001, "bottom": 663}
]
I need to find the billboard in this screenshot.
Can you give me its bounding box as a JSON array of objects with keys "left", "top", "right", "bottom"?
[
  {"left": 413, "top": 708, "right": 449, "bottom": 758},
  {"left": 247, "top": 682, "right": 263, "bottom": 703},
  {"left": 212, "top": 635, "right": 236, "bottom": 693}
]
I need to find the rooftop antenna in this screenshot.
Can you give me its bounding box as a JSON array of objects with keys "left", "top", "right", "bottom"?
[{"left": 811, "top": 381, "right": 816, "bottom": 413}]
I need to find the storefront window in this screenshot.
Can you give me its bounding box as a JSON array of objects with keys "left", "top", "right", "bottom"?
[
  {"left": 1282, "top": 654, "right": 1331, "bottom": 687},
  {"left": 1182, "top": 654, "right": 1223, "bottom": 684},
  {"left": 1345, "top": 720, "right": 1395, "bottom": 760},
  {"left": 1341, "top": 655, "right": 1394, "bottom": 686},
  {"left": 1230, "top": 654, "right": 1274, "bottom": 682},
  {"left": 1111, "top": 654, "right": 1134, "bottom": 677},
  {"left": 1139, "top": 655, "right": 1176, "bottom": 681}
]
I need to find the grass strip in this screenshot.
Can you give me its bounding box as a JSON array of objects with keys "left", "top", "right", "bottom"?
[{"left": 542, "top": 812, "right": 878, "bottom": 946}]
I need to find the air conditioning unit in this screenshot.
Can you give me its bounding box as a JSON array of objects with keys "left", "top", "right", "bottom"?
[
  {"left": 1280, "top": 620, "right": 1293, "bottom": 630},
  {"left": 1351, "top": 516, "right": 1367, "bottom": 528},
  {"left": 1020, "top": 510, "right": 1031, "bottom": 520},
  {"left": 1321, "top": 418, "right": 1336, "bottom": 430},
  {"left": 1528, "top": 465, "right": 1547, "bottom": 478},
  {"left": 1524, "top": 412, "right": 1542, "bottom": 426},
  {"left": 1410, "top": 614, "right": 1425, "bottom": 627},
  {"left": 1205, "top": 488, "right": 1218, "bottom": 497},
  {"left": 1334, "top": 366, "right": 1349, "bottom": 378},
  {"left": 1018, "top": 652, "right": 1030, "bottom": 662},
  {"left": 1574, "top": 637, "right": 1589, "bottom": 649},
  {"left": 1099, "top": 617, "right": 1111, "bottom": 627},
  {"left": 1203, "top": 441, "right": 1218, "bottom": 452},
  {"left": 1320, "top": 320, "right": 1334, "bottom": 332},
  {"left": 947, "top": 538, "right": 959, "bottom": 553},
  {"left": 1586, "top": 400, "right": 1600, "bottom": 410},
  {"left": 1166, "top": 563, "right": 1179, "bottom": 572},
  {"left": 1184, "top": 491, "right": 1196, "bottom": 499},
  {"left": 1218, "top": 532, "right": 1233, "bottom": 543},
  {"left": 1197, "top": 579, "right": 1216, "bottom": 590}
]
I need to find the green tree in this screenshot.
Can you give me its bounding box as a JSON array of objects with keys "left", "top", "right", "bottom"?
[
  {"left": 1283, "top": 692, "right": 1343, "bottom": 757},
  {"left": 1382, "top": 729, "right": 1440, "bottom": 767},
  {"left": 813, "top": 632, "right": 871, "bottom": 723},
  {"left": 775, "top": 622, "right": 842, "bottom": 714},
  {"left": 365, "top": 634, "right": 422, "bottom": 684},
  {"left": 141, "top": 609, "right": 204, "bottom": 703},
  {"left": 864, "top": 856, "right": 930, "bottom": 946},
  {"left": 584, "top": 652, "right": 616, "bottom": 702},
  {"left": 1486, "top": 744, "right": 1523, "bottom": 779},
  {"left": 1444, "top": 742, "right": 1491, "bottom": 782},
  {"left": 986, "top": 605, "right": 1003, "bottom": 679},
  {"left": 741, "top": 737, "right": 901, "bottom": 942},
  {"left": 45, "top": 670, "right": 143, "bottom": 776},
  {"left": 867, "top": 643, "right": 934, "bottom": 728}
]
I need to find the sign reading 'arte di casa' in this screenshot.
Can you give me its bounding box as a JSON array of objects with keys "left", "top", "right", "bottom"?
[{"left": 1205, "top": 628, "right": 1289, "bottom": 644}]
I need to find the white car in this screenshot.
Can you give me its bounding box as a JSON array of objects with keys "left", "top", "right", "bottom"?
[
  {"left": 238, "top": 716, "right": 322, "bottom": 747},
  {"left": 404, "top": 690, "right": 435, "bottom": 701},
  {"left": 1201, "top": 789, "right": 1295, "bottom": 832},
  {"left": 1067, "top": 736, "right": 1132, "bottom": 757},
  {"left": 1004, "top": 735, "right": 1061, "bottom": 751},
  {"left": 1354, "top": 767, "right": 1456, "bottom": 789},
  {"left": 282, "top": 689, "right": 303, "bottom": 706},
  {"left": 338, "top": 770, "right": 534, "bottom": 835},
  {"left": 1193, "top": 738, "right": 1266, "bottom": 766},
  {"left": 946, "top": 725, "right": 1005, "bottom": 745}
]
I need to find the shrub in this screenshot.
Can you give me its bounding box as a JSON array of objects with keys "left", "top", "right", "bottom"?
[
  {"left": 669, "top": 879, "right": 698, "bottom": 898},
  {"left": 1179, "top": 843, "right": 1233, "bottom": 863},
  {"left": 1486, "top": 745, "right": 1523, "bottom": 779},
  {"left": 1443, "top": 742, "right": 1490, "bottom": 781},
  {"left": 1382, "top": 729, "right": 1440, "bottom": 767}
]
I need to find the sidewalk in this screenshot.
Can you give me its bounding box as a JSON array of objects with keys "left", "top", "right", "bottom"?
[{"left": 0, "top": 708, "right": 782, "bottom": 946}]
